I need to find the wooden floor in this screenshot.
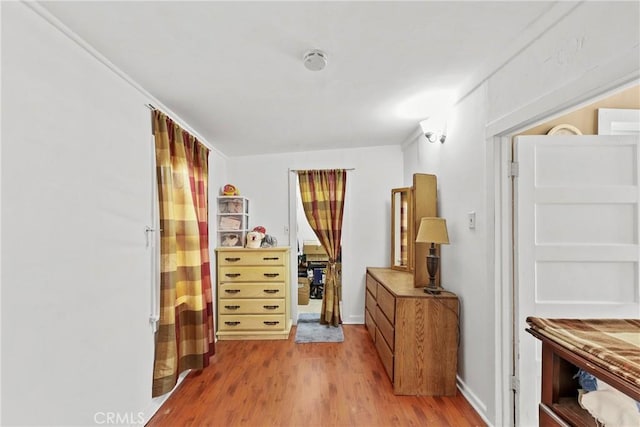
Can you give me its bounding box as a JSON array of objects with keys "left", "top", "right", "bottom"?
[{"left": 147, "top": 324, "right": 486, "bottom": 427}]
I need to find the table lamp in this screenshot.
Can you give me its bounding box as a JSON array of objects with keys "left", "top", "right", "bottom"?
[{"left": 415, "top": 217, "right": 450, "bottom": 294}]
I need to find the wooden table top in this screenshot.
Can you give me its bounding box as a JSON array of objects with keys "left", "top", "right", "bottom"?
[{"left": 367, "top": 267, "right": 457, "bottom": 299}]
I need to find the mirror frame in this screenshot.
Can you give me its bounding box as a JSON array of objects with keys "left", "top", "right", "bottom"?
[{"left": 391, "top": 187, "right": 413, "bottom": 272}]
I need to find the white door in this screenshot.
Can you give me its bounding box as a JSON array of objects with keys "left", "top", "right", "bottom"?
[{"left": 514, "top": 135, "right": 640, "bottom": 427}]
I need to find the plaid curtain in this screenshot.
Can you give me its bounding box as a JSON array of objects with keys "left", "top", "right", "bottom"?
[
  {"left": 298, "top": 169, "right": 346, "bottom": 326},
  {"left": 152, "top": 111, "right": 214, "bottom": 397}
]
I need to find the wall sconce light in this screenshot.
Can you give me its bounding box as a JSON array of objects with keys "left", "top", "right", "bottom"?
[{"left": 419, "top": 117, "right": 447, "bottom": 143}]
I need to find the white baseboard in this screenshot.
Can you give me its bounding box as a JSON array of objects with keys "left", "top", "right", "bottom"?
[
  {"left": 140, "top": 370, "right": 191, "bottom": 425},
  {"left": 457, "top": 375, "right": 493, "bottom": 427},
  {"left": 344, "top": 314, "right": 364, "bottom": 324}
]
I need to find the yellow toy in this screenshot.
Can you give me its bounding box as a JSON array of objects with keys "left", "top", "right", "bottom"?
[{"left": 222, "top": 184, "right": 239, "bottom": 196}]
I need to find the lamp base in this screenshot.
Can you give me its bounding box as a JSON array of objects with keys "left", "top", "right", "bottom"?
[{"left": 425, "top": 247, "right": 441, "bottom": 295}]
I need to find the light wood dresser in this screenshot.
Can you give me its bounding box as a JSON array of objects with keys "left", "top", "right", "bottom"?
[
  {"left": 216, "top": 247, "right": 291, "bottom": 340},
  {"left": 365, "top": 267, "right": 459, "bottom": 395}
]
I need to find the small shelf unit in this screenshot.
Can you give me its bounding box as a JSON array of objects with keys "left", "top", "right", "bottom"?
[{"left": 217, "top": 196, "right": 249, "bottom": 248}]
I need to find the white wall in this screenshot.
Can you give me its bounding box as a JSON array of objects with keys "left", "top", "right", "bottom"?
[
  {"left": 225, "top": 145, "right": 403, "bottom": 324},
  {"left": 403, "top": 1, "right": 639, "bottom": 425},
  {"left": 487, "top": 1, "right": 640, "bottom": 128},
  {"left": 1, "top": 3, "right": 228, "bottom": 425},
  {"left": 404, "top": 85, "right": 493, "bottom": 420},
  {"left": 209, "top": 148, "right": 229, "bottom": 286},
  {"left": 2, "top": 3, "right": 152, "bottom": 425}
]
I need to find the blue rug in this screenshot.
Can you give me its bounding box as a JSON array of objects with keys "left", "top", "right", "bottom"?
[{"left": 294, "top": 313, "right": 344, "bottom": 343}]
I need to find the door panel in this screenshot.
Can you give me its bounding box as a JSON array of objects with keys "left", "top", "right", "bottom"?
[{"left": 514, "top": 135, "right": 640, "bottom": 427}]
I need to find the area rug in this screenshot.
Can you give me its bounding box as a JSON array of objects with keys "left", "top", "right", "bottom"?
[{"left": 294, "top": 313, "right": 344, "bottom": 343}]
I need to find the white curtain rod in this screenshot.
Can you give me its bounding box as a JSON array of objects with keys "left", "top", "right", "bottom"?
[{"left": 289, "top": 168, "right": 355, "bottom": 172}]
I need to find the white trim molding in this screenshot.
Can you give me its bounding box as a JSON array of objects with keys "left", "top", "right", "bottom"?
[{"left": 457, "top": 376, "right": 492, "bottom": 427}]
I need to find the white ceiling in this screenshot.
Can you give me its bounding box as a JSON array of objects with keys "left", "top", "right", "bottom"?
[{"left": 38, "top": 1, "right": 565, "bottom": 156}]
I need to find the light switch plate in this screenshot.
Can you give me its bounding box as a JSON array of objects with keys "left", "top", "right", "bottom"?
[{"left": 468, "top": 212, "right": 476, "bottom": 229}]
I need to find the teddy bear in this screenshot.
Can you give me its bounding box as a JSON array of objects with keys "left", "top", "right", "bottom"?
[
  {"left": 245, "top": 230, "right": 265, "bottom": 248},
  {"left": 221, "top": 234, "right": 239, "bottom": 247},
  {"left": 245, "top": 226, "right": 267, "bottom": 248},
  {"left": 222, "top": 184, "right": 239, "bottom": 196}
]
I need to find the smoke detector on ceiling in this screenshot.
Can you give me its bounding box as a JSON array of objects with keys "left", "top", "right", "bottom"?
[{"left": 303, "top": 49, "right": 328, "bottom": 71}]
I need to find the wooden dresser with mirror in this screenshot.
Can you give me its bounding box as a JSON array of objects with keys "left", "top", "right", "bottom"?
[
  {"left": 366, "top": 173, "right": 459, "bottom": 396},
  {"left": 390, "top": 173, "right": 439, "bottom": 287}
]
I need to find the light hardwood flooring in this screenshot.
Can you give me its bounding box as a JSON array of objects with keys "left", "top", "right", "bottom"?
[{"left": 147, "top": 324, "right": 487, "bottom": 427}]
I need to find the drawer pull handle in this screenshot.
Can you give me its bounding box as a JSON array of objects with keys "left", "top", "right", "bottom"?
[
  {"left": 224, "top": 321, "right": 241, "bottom": 326},
  {"left": 263, "top": 305, "right": 279, "bottom": 310},
  {"left": 264, "top": 289, "right": 280, "bottom": 294},
  {"left": 224, "top": 305, "right": 241, "bottom": 310},
  {"left": 224, "top": 289, "right": 241, "bottom": 294},
  {"left": 263, "top": 257, "right": 280, "bottom": 261},
  {"left": 264, "top": 273, "right": 280, "bottom": 278},
  {"left": 224, "top": 257, "right": 241, "bottom": 262},
  {"left": 225, "top": 273, "right": 241, "bottom": 278},
  {"left": 263, "top": 321, "right": 280, "bottom": 326}
]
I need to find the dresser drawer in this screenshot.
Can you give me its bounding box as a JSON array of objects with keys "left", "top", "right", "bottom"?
[
  {"left": 365, "top": 289, "right": 377, "bottom": 313},
  {"left": 219, "top": 283, "right": 285, "bottom": 299},
  {"left": 219, "top": 298, "right": 285, "bottom": 315},
  {"left": 366, "top": 274, "right": 377, "bottom": 298},
  {"left": 219, "top": 266, "right": 286, "bottom": 282},
  {"left": 375, "top": 305, "right": 395, "bottom": 351},
  {"left": 376, "top": 283, "right": 396, "bottom": 323},
  {"left": 375, "top": 327, "right": 394, "bottom": 381},
  {"left": 364, "top": 308, "right": 376, "bottom": 342},
  {"left": 218, "top": 314, "right": 286, "bottom": 331},
  {"left": 218, "top": 251, "right": 286, "bottom": 266}
]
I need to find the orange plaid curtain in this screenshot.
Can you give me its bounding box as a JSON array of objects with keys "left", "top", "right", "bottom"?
[
  {"left": 297, "top": 169, "right": 346, "bottom": 326},
  {"left": 152, "top": 111, "right": 214, "bottom": 397}
]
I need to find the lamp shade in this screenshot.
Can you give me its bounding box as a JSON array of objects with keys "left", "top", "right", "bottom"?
[{"left": 415, "top": 217, "right": 449, "bottom": 244}]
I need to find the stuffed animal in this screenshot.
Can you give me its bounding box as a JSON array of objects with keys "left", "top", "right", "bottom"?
[
  {"left": 246, "top": 230, "right": 264, "bottom": 248},
  {"left": 221, "top": 234, "right": 239, "bottom": 247},
  {"left": 261, "top": 235, "right": 278, "bottom": 248},
  {"left": 222, "top": 184, "right": 239, "bottom": 196}
]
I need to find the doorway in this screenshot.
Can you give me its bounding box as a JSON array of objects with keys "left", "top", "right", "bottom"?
[
  {"left": 513, "top": 134, "right": 640, "bottom": 427},
  {"left": 294, "top": 178, "right": 345, "bottom": 318},
  {"left": 295, "top": 180, "right": 324, "bottom": 316},
  {"left": 287, "top": 169, "right": 349, "bottom": 326},
  {"left": 493, "top": 83, "right": 640, "bottom": 426}
]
